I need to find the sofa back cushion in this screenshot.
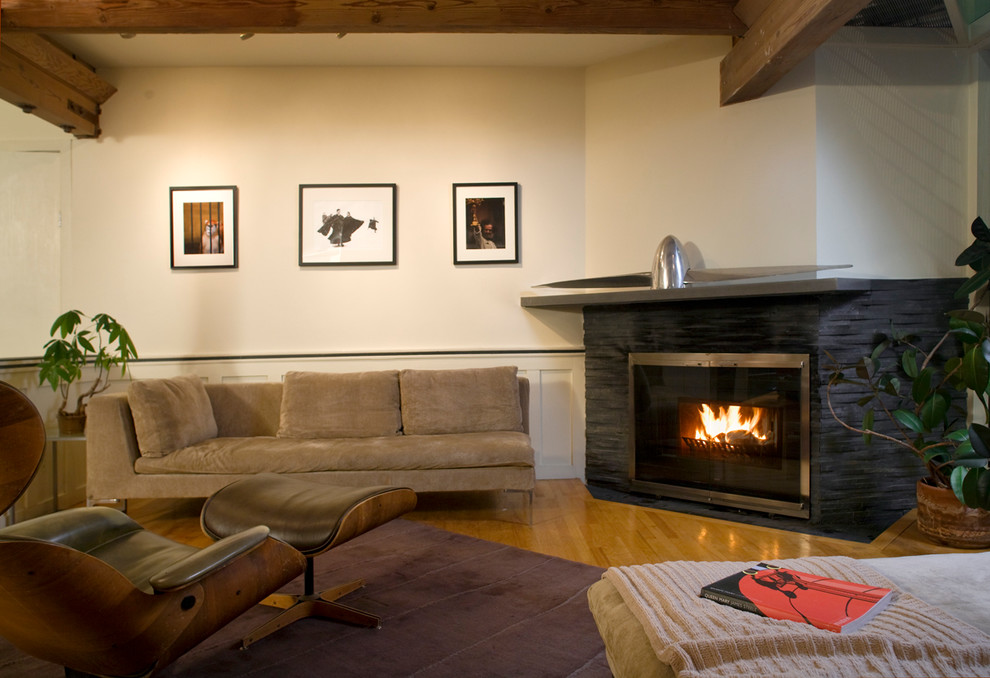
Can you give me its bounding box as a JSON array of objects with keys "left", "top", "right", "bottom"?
[
  {"left": 206, "top": 382, "right": 283, "bottom": 437},
  {"left": 400, "top": 366, "right": 523, "bottom": 435},
  {"left": 128, "top": 375, "right": 219, "bottom": 457},
  {"left": 277, "top": 370, "right": 402, "bottom": 439}
]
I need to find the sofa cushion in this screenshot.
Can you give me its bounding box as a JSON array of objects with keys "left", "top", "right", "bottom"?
[
  {"left": 399, "top": 366, "right": 523, "bottom": 435},
  {"left": 277, "top": 370, "right": 402, "bottom": 439},
  {"left": 128, "top": 375, "right": 218, "bottom": 457},
  {"left": 134, "top": 431, "right": 534, "bottom": 474}
]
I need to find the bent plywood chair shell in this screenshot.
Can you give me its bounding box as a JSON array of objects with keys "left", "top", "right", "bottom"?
[
  {"left": 0, "top": 536, "right": 306, "bottom": 677},
  {"left": 0, "top": 382, "right": 308, "bottom": 677},
  {"left": 0, "top": 382, "right": 45, "bottom": 512}
]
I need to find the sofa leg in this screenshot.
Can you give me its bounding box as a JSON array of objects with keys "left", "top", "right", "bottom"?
[
  {"left": 502, "top": 489, "right": 534, "bottom": 525},
  {"left": 87, "top": 498, "right": 128, "bottom": 512}
]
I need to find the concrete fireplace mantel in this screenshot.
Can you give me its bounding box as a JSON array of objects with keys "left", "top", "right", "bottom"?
[{"left": 521, "top": 277, "right": 874, "bottom": 309}]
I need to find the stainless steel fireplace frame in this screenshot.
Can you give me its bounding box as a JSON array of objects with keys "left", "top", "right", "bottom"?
[{"left": 627, "top": 352, "right": 811, "bottom": 519}]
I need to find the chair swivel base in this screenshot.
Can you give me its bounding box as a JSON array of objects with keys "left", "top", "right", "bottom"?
[{"left": 243, "top": 578, "right": 380, "bottom": 649}]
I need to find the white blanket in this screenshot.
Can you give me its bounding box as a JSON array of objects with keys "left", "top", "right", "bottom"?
[{"left": 605, "top": 556, "right": 990, "bottom": 678}]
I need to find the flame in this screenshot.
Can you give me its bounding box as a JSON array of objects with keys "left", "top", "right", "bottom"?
[{"left": 694, "top": 404, "right": 767, "bottom": 442}]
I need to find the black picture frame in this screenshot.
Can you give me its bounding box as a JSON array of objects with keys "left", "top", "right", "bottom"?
[
  {"left": 299, "top": 183, "right": 397, "bottom": 266},
  {"left": 169, "top": 185, "right": 238, "bottom": 269},
  {"left": 452, "top": 182, "right": 519, "bottom": 265}
]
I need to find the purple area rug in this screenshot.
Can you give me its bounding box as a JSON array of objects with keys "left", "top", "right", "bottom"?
[{"left": 0, "top": 519, "right": 610, "bottom": 677}]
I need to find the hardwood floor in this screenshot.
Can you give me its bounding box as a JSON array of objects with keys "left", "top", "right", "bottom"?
[{"left": 126, "top": 478, "right": 982, "bottom": 566}]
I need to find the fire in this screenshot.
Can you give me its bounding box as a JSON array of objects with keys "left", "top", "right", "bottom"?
[{"left": 694, "top": 404, "right": 767, "bottom": 443}]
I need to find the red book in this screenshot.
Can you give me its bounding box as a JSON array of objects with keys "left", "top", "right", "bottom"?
[{"left": 699, "top": 562, "right": 893, "bottom": 633}]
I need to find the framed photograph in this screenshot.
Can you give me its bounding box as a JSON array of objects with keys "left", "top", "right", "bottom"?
[
  {"left": 299, "top": 184, "right": 397, "bottom": 266},
  {"left": 453, "top": 182, "right": 519, "bottom": 265},
  {"left": 170, "top": 186, "right": 238, "bottom": 269}
]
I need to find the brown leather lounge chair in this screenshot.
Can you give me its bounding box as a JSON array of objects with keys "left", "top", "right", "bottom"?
[{"left": 0, "top": 381, "right": 307, "bottom": 678}]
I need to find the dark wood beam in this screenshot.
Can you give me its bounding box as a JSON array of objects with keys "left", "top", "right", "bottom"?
[
  {"left": 719, "top": 0, "right": 871, "bottom": 105},
  {"left": 731, "top": 0, "right": 772, "bottom": 27},
  {"left": 0, "top": 33, "right": 115, "bottom": 137},
  {"left": 0, "top": 0, "right": 746, "bottom": 35}
]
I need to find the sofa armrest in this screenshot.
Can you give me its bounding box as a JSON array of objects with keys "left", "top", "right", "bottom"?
[{"left": 86, "top": 392, "right": 142, "bottom": 503}]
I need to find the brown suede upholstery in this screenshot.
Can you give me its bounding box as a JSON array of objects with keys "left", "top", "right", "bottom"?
[
  {"left": 128, "top": 374, "right": 218, "bottom": 457},
  {"left": 87, "top": 369, "right": 535, "bottom": 505},
  {"left": 399, "top": 366, "right": 523, "bottom": 435},
  {"left": 134, "top": 431, "right": 534, "bottom": 474},
  {"left": 277, "top": 370, "right": 402, "bottom": 439}
]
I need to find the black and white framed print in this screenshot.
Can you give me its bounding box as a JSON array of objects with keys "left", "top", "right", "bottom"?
[
  {"left": 169, "top": 185, "right": 238, "bottom": 269},
  {"left": 453, "top": 182, "right": 519, "bottom": 265},
  {"left": 299, "top": 183, "right": 397, "bottom": 266}
]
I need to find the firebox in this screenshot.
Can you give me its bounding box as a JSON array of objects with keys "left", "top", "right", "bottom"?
[{"left": 629, "top": 352, "right": 810, "bottom": 518}]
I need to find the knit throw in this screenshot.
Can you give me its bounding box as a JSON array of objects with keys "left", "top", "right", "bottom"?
[{"left": 605, "top": 556, "right": 990, "bottom": 678}]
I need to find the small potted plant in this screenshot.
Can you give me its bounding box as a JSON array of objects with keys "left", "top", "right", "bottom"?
[
  {"left": 38, "top": 310, "right": 138, "bottom": 435},
  {"left": 825, "top": 217, "right": 990, "bottom": 547}
]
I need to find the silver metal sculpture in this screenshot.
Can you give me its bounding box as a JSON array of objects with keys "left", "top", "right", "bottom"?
[
  {"left": 536, "top": 235, "right": 850, "bottom": 290},
  {"left": 651, "top": 235, "right": 688, "bottom": 289}
]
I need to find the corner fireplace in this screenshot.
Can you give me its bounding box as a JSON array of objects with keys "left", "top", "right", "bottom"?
[
  {"left": 629, "top": 352, "right": 810, "bottom": 518},
  {"left": 552, "top": 278, "right": 967, "bottom": 535}
]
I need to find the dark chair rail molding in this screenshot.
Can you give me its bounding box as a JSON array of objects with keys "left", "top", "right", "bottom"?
[{"left": 0, "top": 348, "right": 585, "bottom": 371}]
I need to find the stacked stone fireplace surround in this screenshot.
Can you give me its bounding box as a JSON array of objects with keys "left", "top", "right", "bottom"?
[{"left": 582, "top": 278, "right": 964, "bottom": 536}]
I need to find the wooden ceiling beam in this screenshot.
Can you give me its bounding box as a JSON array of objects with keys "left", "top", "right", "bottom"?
[
  {"left": 0, "top": 33, "right": 115, "bottom": 138},
  {"left": 732, "top": 0, "right": 773, "bottom": 28},
  {"left": 720, "top": 0, "right": 871, "bottom": 106},
  {"left": 0, "top": 0, "right": 746, "bottom": 35}
]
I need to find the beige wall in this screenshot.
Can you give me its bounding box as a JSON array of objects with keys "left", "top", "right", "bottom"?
[
  {"left": 0, "top": 64, "right": 592, "bottom": 480},
  {"left": 66, "top": 66, "right": 586, "bottom": 359},
  {"left": 583, "top": 34, "right": 972, "bottom": 281},
  {"left": 584, "top": 36, "right": 818, "bottom": 278},
  {"left": 815, "top": 36, "right": 971, "bottom": 278},
  {"left": 0, "top": 34, "right": 979, "bottom": 482},
  {"left": 3, "top": 38, "right": 974, "bottom": 361}
]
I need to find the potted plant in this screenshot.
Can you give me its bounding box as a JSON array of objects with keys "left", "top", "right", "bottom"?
[
  {"left": 38, "top": 310, "right": 138, "bottom": 435},
  {"left": 825, "top": 217, "right": 990, "bottom": 547}
]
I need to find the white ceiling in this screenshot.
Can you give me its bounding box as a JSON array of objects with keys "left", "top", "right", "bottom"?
[{"left": 50, "top": 33, "right": 682, "bottom": 70}]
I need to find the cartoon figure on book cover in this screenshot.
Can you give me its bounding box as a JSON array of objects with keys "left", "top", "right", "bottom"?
[{"left": 737, "top": 564, "right": 887, "bottom": 628}]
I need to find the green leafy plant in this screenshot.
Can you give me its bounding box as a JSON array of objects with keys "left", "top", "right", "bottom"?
[
  {"left": 826, "top": 217, "right": 990, "bottom": 510},
  {"left": 38, "top": 310, "right": 138, "bottom": 418}
]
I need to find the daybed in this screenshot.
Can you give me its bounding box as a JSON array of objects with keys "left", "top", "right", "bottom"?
[
  {"left": 86, "top": 366, "right": 535, "bottom": 507},
  {"left": 588, "top": 551, "right": 990, "bottom": 678}
]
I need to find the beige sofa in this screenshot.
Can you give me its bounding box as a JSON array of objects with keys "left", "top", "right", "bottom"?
[{"left": 86, "top": 366, "right": 535, "bottom": 508}]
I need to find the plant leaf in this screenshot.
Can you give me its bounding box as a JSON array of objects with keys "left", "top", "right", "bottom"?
[
  {"left": 951, "top": 465, "right": 970, "bottom": 505},
  {"left": 902, "top": 349, "right": 919, "bottom": 379},
  {"left": 962, "top": 343, "right": 990, "bottom": 393},
  {"left": 911, "top": 367, "right": 931, "bottom": 403},
  {"left": 972, "top": 216, "right": 990, "bottom": 242},
  {"left": 855, "top": 357, "right": 876, "bottom": 380},
  {"left": 870, "top": 340, "right": 891, "bottom": 361},
  {"left": 968, "top": 423, "right": 990, "bottom": 458},
  {"left": 956, "top": 267, "right": 990, "bottom": 299},
  {"left": 918, "top": 392, "right": 948, "bottom": 430},
  {"left": 946, "top": 428, "right": 971, "bottom": 442},
  {"left": 861, "top": 408, "right": 874, "bottom": 445},
  {"left": 893, "top": 409, "right": 925, "bottom": 434}
]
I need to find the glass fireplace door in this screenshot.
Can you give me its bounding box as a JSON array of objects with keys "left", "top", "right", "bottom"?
[{"left": 629, "top": 352, "right": 809, "bottom": 518}]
